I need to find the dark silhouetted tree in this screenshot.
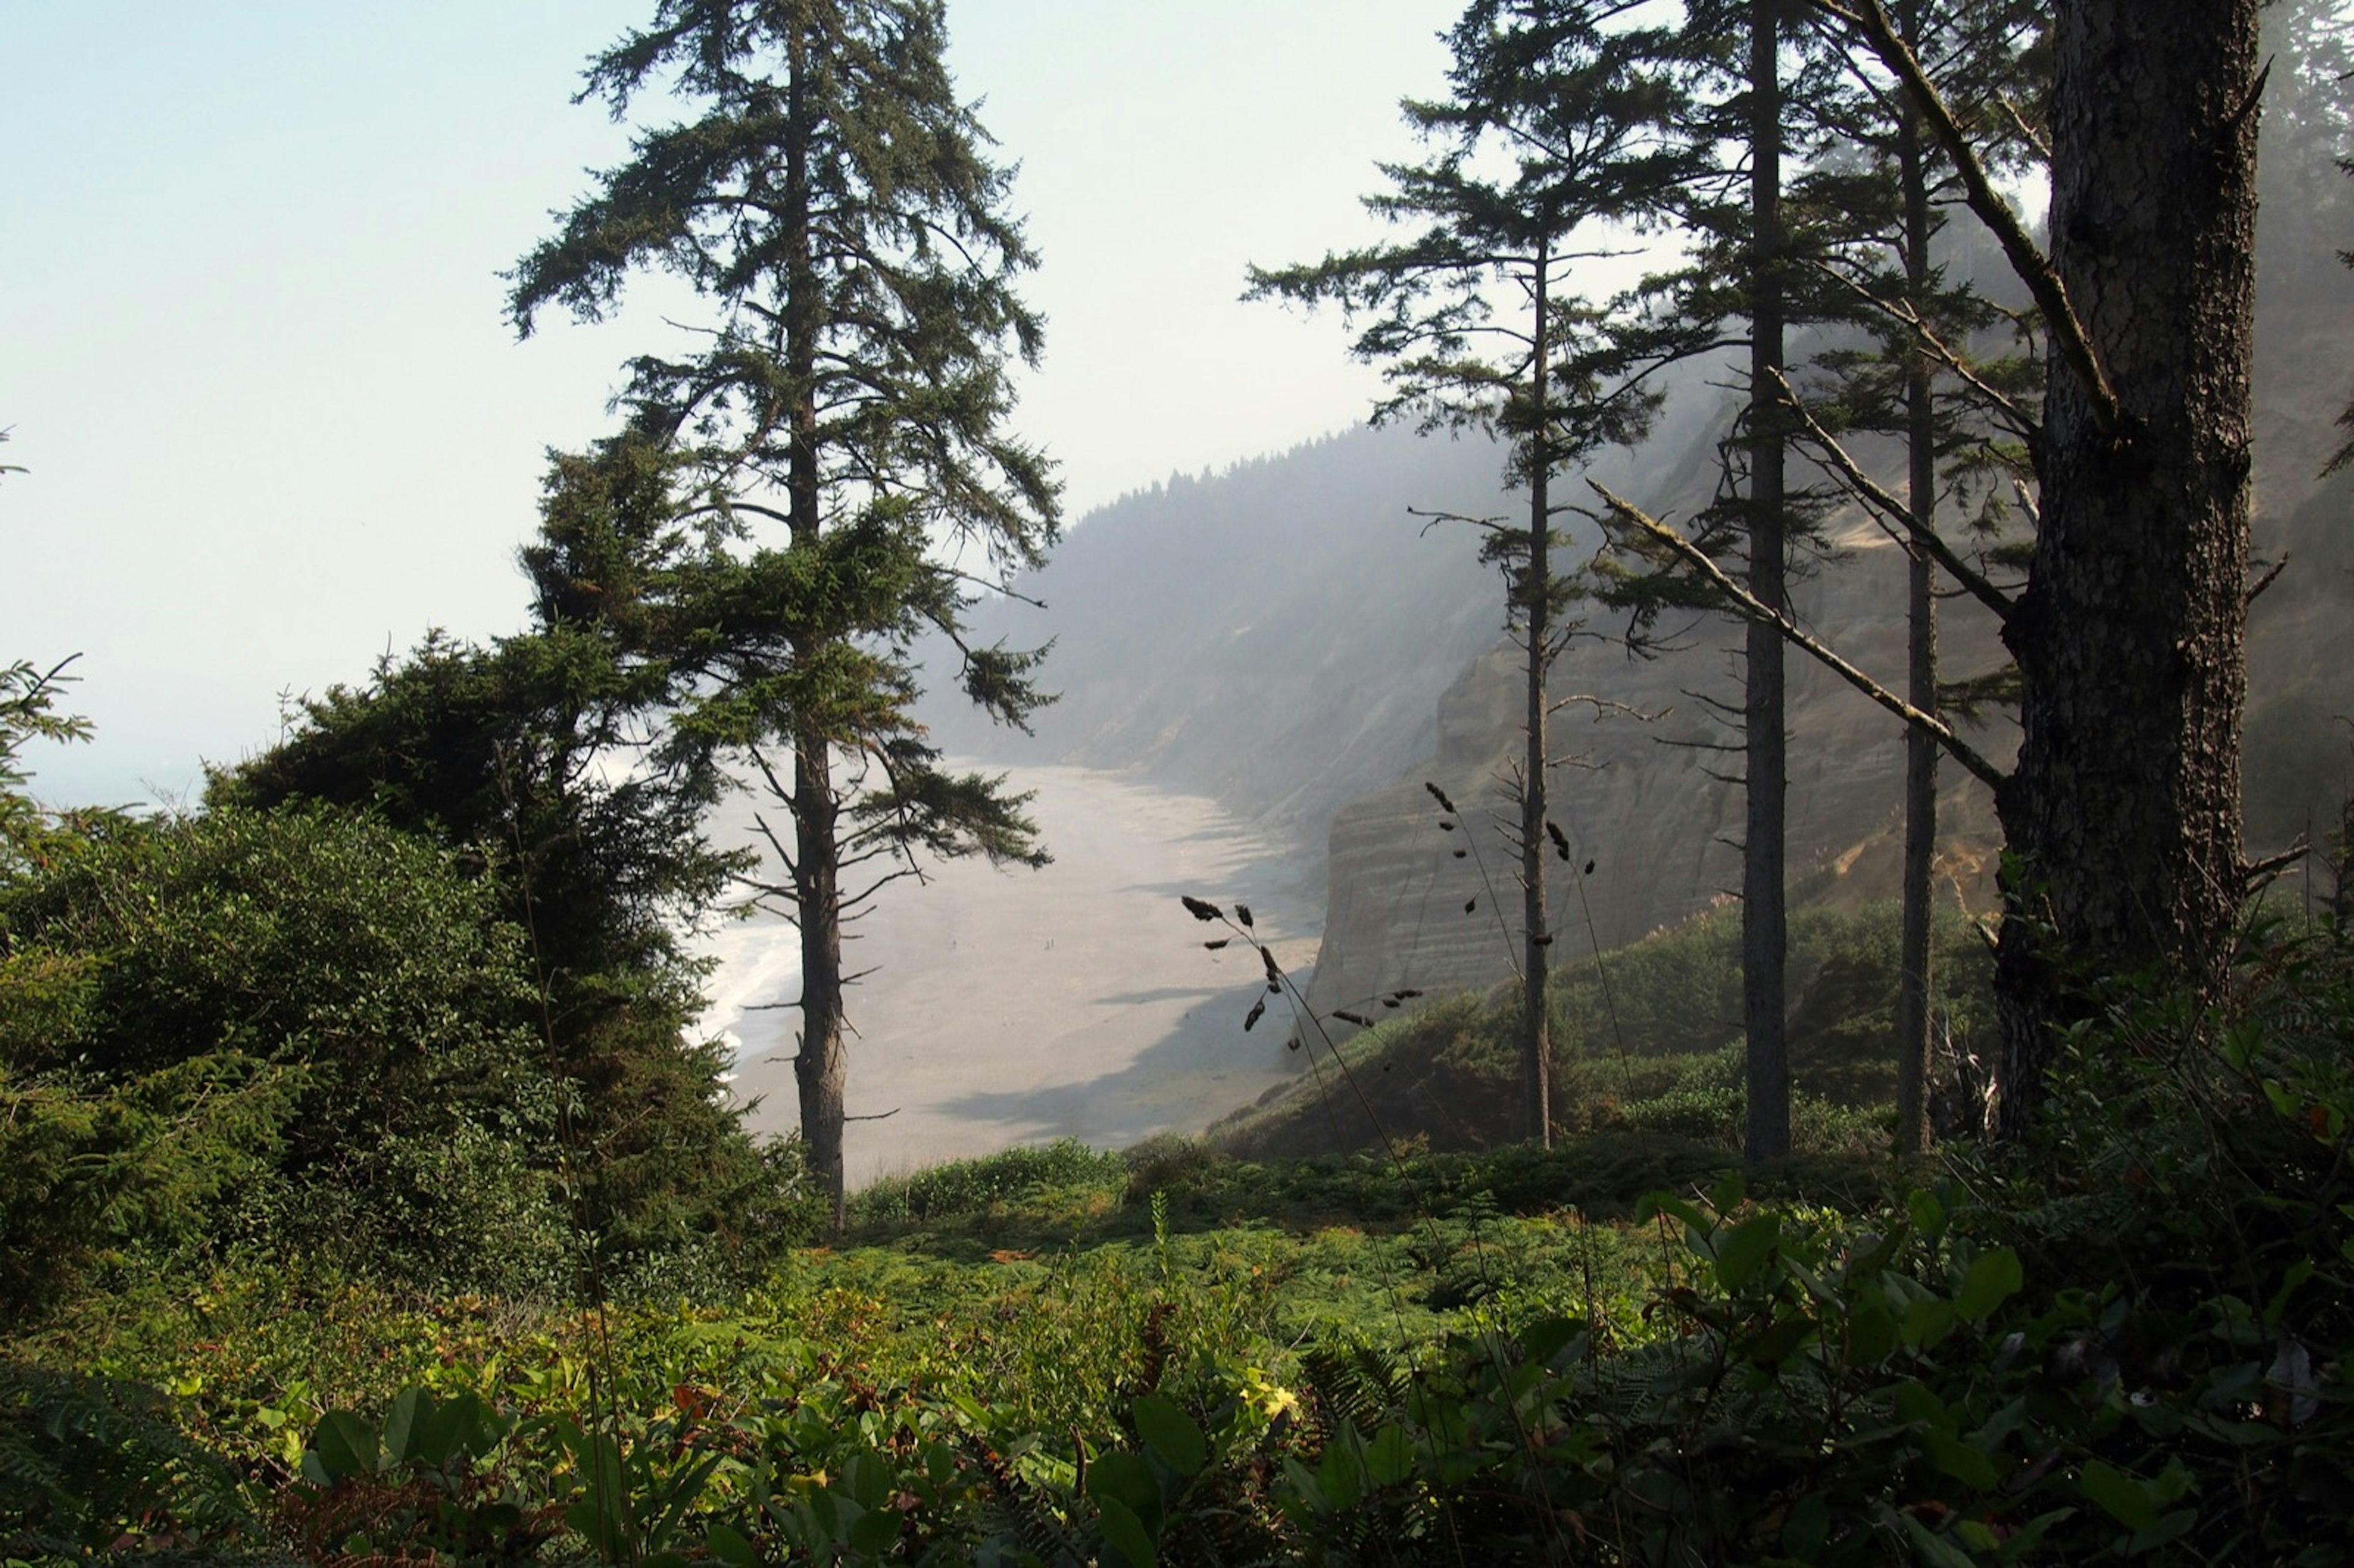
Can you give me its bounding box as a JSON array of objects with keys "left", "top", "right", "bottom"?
[{"left": 1249, "top": 0, "right": 1701, "bottom": 1147}]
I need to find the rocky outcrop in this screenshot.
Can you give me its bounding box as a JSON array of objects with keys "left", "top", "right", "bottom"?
[{"left": 1301, "top": 530, "right": 2014, "bottom": 1033}]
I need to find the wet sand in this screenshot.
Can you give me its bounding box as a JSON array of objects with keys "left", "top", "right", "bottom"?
[{"left": 698, "top": 764, "right": 1318, "bottom": 1187}]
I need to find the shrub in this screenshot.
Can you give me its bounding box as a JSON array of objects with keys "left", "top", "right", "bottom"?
[
  {"left": 0, "top": 806, "right": 566, "bottom": 1300},
  {"left": 851, "top": 1140, "right": 1128, "bottom": 1227}
]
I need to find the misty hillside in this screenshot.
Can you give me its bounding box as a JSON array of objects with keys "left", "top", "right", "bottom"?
[
  {"left": 912, "top": 45, "right": 2354, "bottom": 1041},
  {"left": 915, "top": 367, "right": 1748, "bottom": 854},
  {"left": 915, "top": 425, "right": 1510, "bottom": 848}
]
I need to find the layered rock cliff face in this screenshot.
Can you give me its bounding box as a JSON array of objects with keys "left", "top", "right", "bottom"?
[
  {"left": 1300, "top": 259, "right": 2354, "bottom": 1036},
  {"left": 915, "top": 425, "right": 1513, "bottom": 850},
  {"left": 1300, "top": 527, "right": 2014, "bottom": 1030}
]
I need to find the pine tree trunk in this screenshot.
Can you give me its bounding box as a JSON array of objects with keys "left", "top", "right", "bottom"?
[
  {"left": 1894, "top": 1, "right": 1938, "bottom": 1158},
  {"left": 794, "top": 731, "right": 848, "bottom": 1229},
  {"left": 1994, "top": 0, "right": 2259, "bottom": 1132},
  {"left": 1522, "top": 249, "right": 1553, "bottom": 1151},
  {"left": 1744, "top": 0, "right": 1791, "bottom": 1164},
  {"left": 782, "top": 15, "right": 850, "bottom": 1228}
]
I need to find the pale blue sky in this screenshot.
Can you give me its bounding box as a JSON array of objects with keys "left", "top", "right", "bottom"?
[{"left": 2, "top": 1, "right": 1460, "bottom": 804}]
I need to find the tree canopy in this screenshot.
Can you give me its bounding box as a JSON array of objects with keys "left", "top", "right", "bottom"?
[{"left": 508, "top": 0, "right": 1061, "bottom": 1219}]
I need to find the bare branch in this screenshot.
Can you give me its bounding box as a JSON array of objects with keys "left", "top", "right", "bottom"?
[
  {"left": 1549, "top": 692, "right": 1658, "bottom": 723},
  {"left": 1767, "top": 368, "right": 2017, "bottom": 623},
  {"left": 935, "top": 563, "right": 1047, "bottom": 609},
  {"left": 1804, "top": 0, "right": 2122, "bottom": 433},
  {"left": 2244, "top": 839, "right": 2306, "bottom": 897},
  {"left": 745, "top": 745, "right": 799, "bottom": 812},
  {"left": 746, "top": 809, "right": 799, "bottom": 881},
  {"left": 2247, "top": 554, "right": 2289, "bottom": 608},
  {"left": 1996, "top": 94, "right": 2051, "bottom": 164},
  {"left": 2010, "top": 478, "right": 2043, "bottom": 530},
  {"left": 841, "top": 866, "right": 924, "bottom": 912},
  {"left": 1590, "top": 479, "right": 2007, "bottom": 791}
]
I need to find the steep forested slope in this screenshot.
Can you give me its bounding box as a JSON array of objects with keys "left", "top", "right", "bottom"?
[{"left": 915, "top": 425, "right": 1509, "bottom": 846}]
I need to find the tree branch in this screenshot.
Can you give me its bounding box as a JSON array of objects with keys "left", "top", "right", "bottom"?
[
  {"left": 1804, "top": 0, "right": 2122, "bottom": 433},
  {"left": 1589, "top": 479, "right": 2008, "bottom": 791},
  {"left": 1767, "top": 368, "right": 2017, "bottom": 623},
  {"left": 1802, "top": 258, "right": 2036, "bottom": 438}
]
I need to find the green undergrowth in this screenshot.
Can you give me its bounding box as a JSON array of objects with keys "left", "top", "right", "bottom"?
[
  {"left": 9, "top": 921, "right": 2354, "bottom": 1563},
  {"left": 1213, "top": 899, "right": 1992, "bottom": 1159},
  {"left": 7, "top": 1141, "right": 1755, "bottom": 1562}
]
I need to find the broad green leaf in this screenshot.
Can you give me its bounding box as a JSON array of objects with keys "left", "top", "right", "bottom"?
[
  {"left": 2264, "top": 1260, "right": 2315, "bottom": 1333},
  {"left": 1366, "top": 1423, "right": 1414, "bottom": 1488},
  {"left": 1891, "top": 1380, "right": 1946, "bottom": 1429},
  {"left": 1278, "top": 1455, "right": 1328, "bottom": 1512},
  {"left": 1087, "top": 1451, "right": 1162, "bottom": 1517},
  {"left": 308, "top": 1409, "right": 381, "bottom": 1483},
  {"left": 2128, "top": 1509, "right": 2198, "bottom": 1555},
  {"left": 1716, "top": 1214, "right": 1781, "bottom": 1292},
  {"left": 1908, "top": 1189, "right": 1948, "bottom": 1241},
  {"left": 2079, "top": 1459, "right": 2158, "bottom": 1532},
  {"left": 1850, "top": 1223, "right": 1910, "bottom": 1281},
  {"left": 1903, "top": 1298, "right": 1958, "bottom": 1351},
  {"left": 704, "top": 1521, "right": 756, "bottom": 1568},
  {"left": 1846, "top": 1299, "right": 1897, "bottom": 1366},
  {"left": 565, "top": 1496, "right": 627, "bottom": 1556},
  {"left": 1314, "top": 1433, "right": 1366, "bottom": 1509},
  {"left": 1521, "top": 1315, "right": 1586, "bottom": 1366},
  {"left": 382, "top": 1388, "right": 427, "bottom": 1466},
  {"left": 1900, "top": 1513, "right": 1978, "bottom": 1568},
  {"left": 1636, "top": 1191, "right": 1707, "bottom": 1231},
  {"left": 1133, "top": 1395, "right": 1205, "bottom": 1477},
  {"left": 1924, "top": 1428, "right": 1998, "bottom": 1492},
  {"left": 848, "top": 1505, "right": 902, "bottom": 1558},
  {"left": 1956, "top": 1248, "right": 2024, "bottom": 1323},
  {"left": 1781, "top": 1493, "right": 1829, "bottom": 1559},
  {"left": 840, "top": 1451, "right": 891, "bottom": 1512},
  {"left": 1748, "top": 1314, "right": 1814, "bottom": 1367},
  {"left": 1095, "top": 1494, "right": 1157, "bottom": 1568}
]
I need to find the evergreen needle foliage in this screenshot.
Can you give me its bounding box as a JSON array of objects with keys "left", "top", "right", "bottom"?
[{"left": 508, "top": 0, "right": 1062, "bottom": 1222}]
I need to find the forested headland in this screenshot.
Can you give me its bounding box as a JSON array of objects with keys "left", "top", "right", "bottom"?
[{"left": 7, "top": 0, "right": 2354, "bottom": 1562}]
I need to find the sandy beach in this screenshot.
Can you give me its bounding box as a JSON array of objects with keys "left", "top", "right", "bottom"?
[{"left": 696, "top": 764, "right": 1319, "bottom": 1187}]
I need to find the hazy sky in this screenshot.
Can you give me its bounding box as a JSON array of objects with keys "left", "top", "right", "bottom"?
[{"left": 3, "top": 1, "right": 1460, "bottom": 805}]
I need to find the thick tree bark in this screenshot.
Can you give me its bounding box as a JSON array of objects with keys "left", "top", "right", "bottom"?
[
  {"left": 1994, "top": 0, "right": 2260, "bottom": 1132},
  {"left": 1745, "top": 0, "right": 1791, "bottom": 1163},
  {"left": 1894, "top": 0, "right": 1938, "bottom": 1157},
  {"left": 1523, "top": 248, "right": 1554, "bottom": 1150}
]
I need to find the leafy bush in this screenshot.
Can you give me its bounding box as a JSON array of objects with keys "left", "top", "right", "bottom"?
[
  {"left": 0, "top": 805, "right": 569, "bottom": 1301},
  {"left": 9, "top": 919, "right": 2348, "bottom": 1563},
  {"left": 212, "top": 628, "right": 774, "bottom": 1264},
  {"left": 0, "top": 1360, "right": 254, "bottom": 1559},
  {"left": 1218, "top": 900, "right": 1994, "bottom": 1159},
  {"left": 853, "top": 1140, "right": 1129, "bottom": 1228}
]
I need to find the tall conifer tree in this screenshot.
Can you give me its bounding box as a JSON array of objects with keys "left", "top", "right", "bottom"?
[
  {"left": 1810, "top": 0, "right": 2264, "bottom": 1125},
  {"left": 1250, "top": 0, "right": 1699, "bottom": 1147},
  {"left": 1606, "top": 0, "right": 2267, "bottom": 1127},
  {"left": 1789, "top": 0, "right": 2044, "bottom": 1148},
  {"left": 509, "top": 0, "right": 1059, "bottom": 1221},
  {"left": 1741, "top": 0, "right": 1794, "bottom": 1163}
]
